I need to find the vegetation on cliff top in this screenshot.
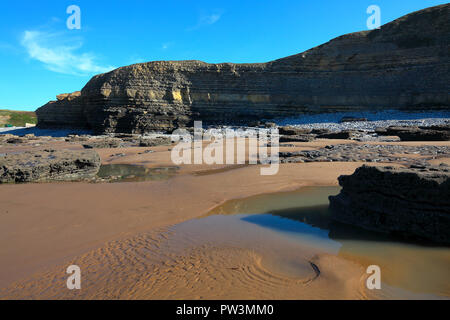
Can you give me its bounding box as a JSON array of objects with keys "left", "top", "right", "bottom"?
[{"left": 0, "top": 110, "right": 37, "bottom": 127}]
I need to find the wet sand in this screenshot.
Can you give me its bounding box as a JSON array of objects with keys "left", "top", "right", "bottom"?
[{"left": 0, "top": 139, "right": 448, "bottom": 299}]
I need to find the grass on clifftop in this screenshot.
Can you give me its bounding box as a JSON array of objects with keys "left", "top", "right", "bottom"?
[{"left": 0, "top": 110, "right": 37, "bottom": 127}]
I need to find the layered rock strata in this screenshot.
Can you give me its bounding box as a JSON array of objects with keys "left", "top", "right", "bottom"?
[
  {"left": 36, "top": 4, "right": 450, "bottom": 134},
  {"left": 329, "top": 164, "right": 450, "bottom": 244}
]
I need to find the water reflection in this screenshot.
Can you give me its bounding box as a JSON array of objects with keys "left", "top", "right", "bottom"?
[
  {"left": 97, "top": 164, "right": 179, "bottom": 182},
  {"left": 204, "top": 187, "right": 450, "bottom": 297},
  {"left": 264, "top": 205, "right": 423, "bottom": 244}
]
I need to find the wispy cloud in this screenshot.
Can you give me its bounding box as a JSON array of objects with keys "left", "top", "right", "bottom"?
[
  {"left": 202, "top": 13, "right": 221, "bottom": 25},
  {"left": 187, "top": 12, "right": 222, "bottom": 31},
  {"left": 21, "top": 30, "right": 115, "bottom": 76},
  {"left": 162, "top": 41, "right": 175, "bottom": 50}
]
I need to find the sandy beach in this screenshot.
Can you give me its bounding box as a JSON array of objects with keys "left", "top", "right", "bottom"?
[{"left": 1, "top": 137, "right": 448, "bottom": 299}]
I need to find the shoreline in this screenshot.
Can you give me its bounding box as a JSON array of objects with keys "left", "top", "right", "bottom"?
[{"left": 1, "top": 112, "right": 449, "bottom": 137}]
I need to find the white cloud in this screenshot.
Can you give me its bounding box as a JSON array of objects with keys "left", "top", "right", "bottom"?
[
  {"left": 203, "top": 14, "right": 221, "bottom": 25},
  {"left": 188, "top": 12, "right": 222, "bottom": 31},
  {"left": 21, "top": 30, "right": 115, "bottom": 76}
]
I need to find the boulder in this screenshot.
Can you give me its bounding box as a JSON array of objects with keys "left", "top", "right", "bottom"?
[
  {"left": 6, "top": 137, "right": 25, "bottom": 144},
  {"left": 329, "top": 164, "right": 450, "bottom": 244},
  {"left": 279, "top": 126, "right": 312, "bottom": 135}
]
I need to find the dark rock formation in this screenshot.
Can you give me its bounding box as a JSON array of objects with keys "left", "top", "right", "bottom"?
[
  {"left": 0, "top": 149, "right": 101, "bottom": 183},
  {"left": 329, "top": 164, "right": 450, "bottom": 244},
  {"left": 340, "top": 117, "right": 368, "bottom": 123},
  {"left": 311, "top": 129, "right": 331, "bottom": 135},
  {"left": 316, "top": 130, "right": 357, "bottom": 139},
  {"left": 138, "top": 136, "right": 171, "bottom": 147},
  {"left": 279, "top": 126, "right": 312, "bottom": 135},
  {"left": 376, "top": 124, "right": 450, "bottom": 141},
  {"left": 279, "top": 134, "right": 316, "bottom": 143},
  {"left": 36, "top": 4, "right": 450, "bottom": 134},
  {"left": 6, "top": 137, "right": 25, "bottom": 144},
  {"left": 82, "top": 138, "right": 122, "bottom": 149}
]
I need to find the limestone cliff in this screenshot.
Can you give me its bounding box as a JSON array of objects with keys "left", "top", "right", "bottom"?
[{"left": 37, "top": 4, "right": 450, "bottom": 133}]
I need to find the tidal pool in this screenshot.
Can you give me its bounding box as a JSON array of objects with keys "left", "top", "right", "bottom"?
[
  {"left": 97, "top": 164, "right": 179, "bottom": 182},
  {"left": 170, "top": 187, "right": 450, "bottom": 299}
]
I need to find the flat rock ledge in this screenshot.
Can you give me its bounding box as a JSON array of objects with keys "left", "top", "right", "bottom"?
[
  {"left": 329, "top": 164, "right": 450, "bottom": 244},
  {"left": 280, "top": 144, "right": 450, "bottom": 166},
  {"left": 0, "top": 149, "right": 101, "bottom": 183}
]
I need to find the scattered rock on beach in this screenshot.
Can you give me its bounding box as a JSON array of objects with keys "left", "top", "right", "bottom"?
[
  {"left": 278, "top": 126, "right": 312, "bottom": 136},
  {"left": 340, "top": 117, "right": 368, "bottom": 123},
  {"left": 279, "top": 134, "right": 316, "bottom": 143},
  {"left": 139, "top": 136, "right": 172, "bottom": 147},
  {"left": 82, "top": 138, "right": 123, "bottom": 149},
  {"left": 6, "top": 137, "right": 25, "bottom": 144},
  {"left": 316, "top": 130, "right": 358, "bottom": 140},
  {"left": 376, "top": 125, "right": 450, "bottom": 141}
]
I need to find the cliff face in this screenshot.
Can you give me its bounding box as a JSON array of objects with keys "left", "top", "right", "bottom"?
[{"left": 36, "top": 4, "right": 450, "bottom": 133}]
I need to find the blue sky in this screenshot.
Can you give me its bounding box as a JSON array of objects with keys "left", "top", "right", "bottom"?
[{"left": 0, "top": 0, "right": 447, "bottom": 111}]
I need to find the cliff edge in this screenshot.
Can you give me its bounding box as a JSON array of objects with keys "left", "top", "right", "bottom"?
[{"left": 37, "top": 4, "right": 450, "bottom": 133}]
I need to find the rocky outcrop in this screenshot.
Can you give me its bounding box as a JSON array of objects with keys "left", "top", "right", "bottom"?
[
  {"left": 329, "top": 164, "right": 450, "bottom": 244},
  {"left": 138, "top": 136, "right": 171, "bottom": 147},
  {"left": 316, "top": 130, "right": 358, "bottom": 140},
  {"left": 279, "top": 134, "right": 316, "bottom": 143},
  {"left": 81, "top": 138, "right": 123, "bottom": 149},
  {"left": 376, "top": 124, "right": 450, "bottom": 141},
  {"left": 0, "top": 149, "right": 101, "bottom": 183},
  {"left": 278, "top": 126, "right": 312, "bottom": 136},
  {"left": 37, "top": 4, "right": 450, "bottom": 134},
  {"left": 281, "top": 144, "right": 450, "bottom": 164},
  {"left": 37, "top": 91, "right": 86, "bottom": 130},
  {"left": 340, "top": 117, "right": 368, "bottom": 123}
]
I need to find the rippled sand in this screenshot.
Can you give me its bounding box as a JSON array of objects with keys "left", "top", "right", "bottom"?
[{"left": 1, "top": 228, "right": 371, "bottom": 300}]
